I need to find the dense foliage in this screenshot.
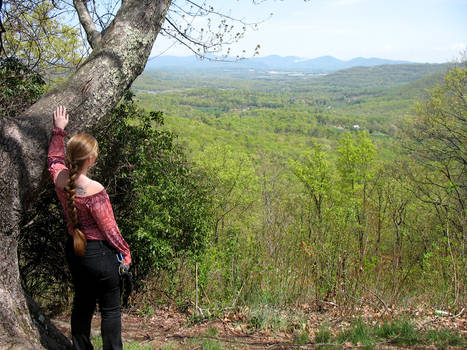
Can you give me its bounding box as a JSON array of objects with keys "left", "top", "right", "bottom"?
[
  {"left": 93, "top": 93, "right": 213, "bottom": 276},
  {"left": 1, "top": 0, "right": 83, "bottom": 79},
  {"left": 0, "top": 57, "right": 45, "bottom": 117}
]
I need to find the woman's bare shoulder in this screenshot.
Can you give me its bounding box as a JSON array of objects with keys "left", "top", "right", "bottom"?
[{"left": 87, "top": 180, "right": 105, "bottom": 196}]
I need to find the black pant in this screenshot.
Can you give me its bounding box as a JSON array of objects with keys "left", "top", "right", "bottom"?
[{"left": 66, "top": 238, "right": 122, "bottom": 350}]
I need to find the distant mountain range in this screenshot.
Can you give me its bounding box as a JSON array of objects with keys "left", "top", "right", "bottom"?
[{"left": 144, "top": 54, "right": 417, "bottom": 73}]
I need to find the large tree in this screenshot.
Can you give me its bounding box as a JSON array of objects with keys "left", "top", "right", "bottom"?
[{"left": 0, "top": 1, "right": 173, "bottom": 348}]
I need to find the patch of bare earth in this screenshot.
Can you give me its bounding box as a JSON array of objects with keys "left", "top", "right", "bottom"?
[{"left": 52, "top": 303, "right": 466, "bottom": 349}]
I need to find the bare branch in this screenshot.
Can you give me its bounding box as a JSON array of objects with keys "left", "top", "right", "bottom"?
[
  {"left": 182, "top": 0, "right": 258, "bottom": 25},
  {"left": 165, "top": 17, "right": 206, "bottom": 50},
  {"left": 73, "top": 0, "right": 101, "bottom": 49},
  {"left": 160, "top": 26, "right": 245, "bottom": 63},
  {"left": 157, "top": 0, "right": 268, "bottom": 58}
]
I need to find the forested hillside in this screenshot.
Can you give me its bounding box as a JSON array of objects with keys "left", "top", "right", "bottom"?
[
  {"left": 123, "top": 61, "right": 466, "bottom": 320},
  {"left": 133, "top": 63, "right": 450, "bottom": 159}
]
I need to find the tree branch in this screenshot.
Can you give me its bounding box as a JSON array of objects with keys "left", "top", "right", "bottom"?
[
  {"left": 73, "top": 0, "right": 101, "bottom": 49},
  {"left": 0, "top": 0, "right": 6, "bottom": 56}
]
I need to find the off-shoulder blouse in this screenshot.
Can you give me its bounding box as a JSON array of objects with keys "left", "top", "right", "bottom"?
[{"left": 47, "top": 127, "right": 131, "bottom": 265}]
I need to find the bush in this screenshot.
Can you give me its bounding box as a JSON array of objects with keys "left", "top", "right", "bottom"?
[
  {"left": 93, "top": 92, "right": 213, "bottom": 277},
  {"left": 336, "top": 318, "right": 374, "bottom": 347},
  {"left": 0, "top": 57, "right": 45, "bottom": 118},
  {"left": 315, "top": 327, "right": 331, "bottom": 344},
  {"left": 374, "top": 319, "right": 418, "bottom": 345}
]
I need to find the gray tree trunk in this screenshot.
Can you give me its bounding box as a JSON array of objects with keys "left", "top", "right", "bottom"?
[{"left": 0, "top": 0, "right": 171, "bottom": 348}]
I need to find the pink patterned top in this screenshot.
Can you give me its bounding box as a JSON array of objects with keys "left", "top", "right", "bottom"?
[{"left": 48, "top": 127, "right": 131, "bottom": 265}]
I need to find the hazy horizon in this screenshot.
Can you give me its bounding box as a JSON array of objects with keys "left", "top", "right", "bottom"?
[
  {"left": 151, "top": 0, "right": 467, "bottom": 64},
  {"left": 147, "top": 53, "right": 444, "bottom": 64}
]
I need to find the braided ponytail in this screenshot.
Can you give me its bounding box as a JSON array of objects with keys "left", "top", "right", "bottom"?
[
  {"left": 65, "top": 161, "right": 87, "bottom": 256},
  {"left": 65, "top": 133, "right": 98, "bottom": 256}
]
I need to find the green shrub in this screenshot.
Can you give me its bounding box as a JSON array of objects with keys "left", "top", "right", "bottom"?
[
  {"left": 0, "top": 57, "right": 45, "bottom": 118},
  {"left": 293, "top": 329, "right": 309, "bottom": 345},
  {"left": 188, "top": 337, "right": 223, "bottom": 350},
  {"left": 92, "top": 92, "right": 214, "bottom": 277},
  {"left": 136, "top": 303, "right": 154, "bottom": 318},
  {"left": 201, "top": 338, "right": 223, "bottom": 350},
  {"left": 374, "top": 319, "right": 419, "bottom": 345},
  {"left": 315, "top": 327, "right": 332, "bottom": 344},
  {"left": 161, "top": 342, "right": 177, "bottom": 350},
  {"left": 91, "top": 336, "right": 152, "bottom": 350},
  {"left": 337, "top": 319, "right": 374, "bottom": 347},
  {"left": 425, "top": 328, "right": 464, "bottom": 347},
  {"left": 246, "top": 306, "right": 292, "bottom": 331},
  {"left": 205, "top": 327, "right": 219, "bottom": 337}
]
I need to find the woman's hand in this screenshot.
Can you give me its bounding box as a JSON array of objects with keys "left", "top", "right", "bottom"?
[{"left": 53, "top": 105, "right": 69, "bottom": 130}]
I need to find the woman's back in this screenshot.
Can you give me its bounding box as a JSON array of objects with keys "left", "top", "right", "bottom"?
[{"left": 55, "top": 170, "right": 104, "bottom": 197}]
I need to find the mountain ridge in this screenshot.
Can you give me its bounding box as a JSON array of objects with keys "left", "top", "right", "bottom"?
[{"left": 145, "top": 54, "right": 423, "bottom": 73}]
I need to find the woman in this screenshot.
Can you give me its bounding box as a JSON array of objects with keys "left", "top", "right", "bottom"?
[{"left": 48, "top": 105, "right": 131, "bottom": 350}]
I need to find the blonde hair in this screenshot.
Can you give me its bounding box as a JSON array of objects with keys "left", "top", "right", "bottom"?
[{"left": 65, "top": 133, "right": 98, "bottom": 256}]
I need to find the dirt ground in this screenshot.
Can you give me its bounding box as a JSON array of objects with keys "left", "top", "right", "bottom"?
[{"left": 52, "top": 304, "right": 466, "bottom": 349}]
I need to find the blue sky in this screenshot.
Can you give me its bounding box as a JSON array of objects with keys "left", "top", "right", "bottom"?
[{"left": 151, "top": 0, "right": 467, "bottom": 63}]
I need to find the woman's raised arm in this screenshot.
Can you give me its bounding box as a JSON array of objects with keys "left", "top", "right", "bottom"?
[{"left": 47, "top": 106, "right": 69, "bottom": 184}]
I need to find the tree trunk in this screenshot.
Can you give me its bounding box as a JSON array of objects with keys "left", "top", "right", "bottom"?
[{"left": 0, "top": 0, "right": 171, "bottom": 347}]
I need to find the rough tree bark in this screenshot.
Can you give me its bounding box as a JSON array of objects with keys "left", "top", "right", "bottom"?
[{"left": 0, "top": 0, "right": 171, "bottom": 348}]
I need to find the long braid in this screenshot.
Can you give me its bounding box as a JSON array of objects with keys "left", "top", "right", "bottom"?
[
  {"left": 65, "top": 160, "right": 87, "bottom": 256},
  {"left": 65, "top": 133, "right": 98, "bottom": 256}
]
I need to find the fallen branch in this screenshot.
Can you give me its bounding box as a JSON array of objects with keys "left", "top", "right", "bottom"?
[
  {"left": 451, "top": 308, "right": 465, "bottom": 318},
  {"left": 362, "top": 286, "right": 390, "bottom": 316}
]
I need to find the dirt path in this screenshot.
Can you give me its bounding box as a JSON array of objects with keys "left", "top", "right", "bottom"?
[{"left": 52, "top": 306, "right": 466, "bottom": 349}]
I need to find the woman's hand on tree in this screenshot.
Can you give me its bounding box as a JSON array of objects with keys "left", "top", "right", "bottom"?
[{"left": 53, "top": 105, "right": 69, "bottom": 130}]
